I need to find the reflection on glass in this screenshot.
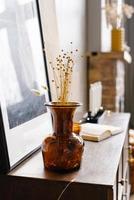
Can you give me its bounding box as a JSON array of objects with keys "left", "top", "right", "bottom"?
[
  {"left": 17, "top": 0, "right": 32, "bottom": 6},
  {"left": 0, "top": 28, "right": 23, "bottom": 105},
  {"left": 0, "top": 0, "right": 47, "bottom": 129},
  {"left": 0, "top": 0, "right": 5, "bottom": 13},
  {"left": 26, "top": 17, "right": 46, "bottom": 90}
]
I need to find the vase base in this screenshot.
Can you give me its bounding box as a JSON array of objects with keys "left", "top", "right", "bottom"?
[
  {"left": 44, "top": 163, "right": 81, "bottom": 173},
  {"left": 42, "top": 134, "right": 84, "bottom": 173}
]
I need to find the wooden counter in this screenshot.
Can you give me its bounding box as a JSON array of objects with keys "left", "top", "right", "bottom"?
[{"left": 0, "top": 112, "right": 130, "bottom": 200}]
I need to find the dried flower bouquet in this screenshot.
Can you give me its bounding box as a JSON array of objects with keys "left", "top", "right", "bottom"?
[
  {"left": 49, "top": 47, "right": 80, "bottom": 103},
  {"left": 104, "top": 3, "right": 134, "bottom": 28}
]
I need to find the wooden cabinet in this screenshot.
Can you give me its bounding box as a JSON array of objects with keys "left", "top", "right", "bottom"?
[
  {"left": 117, "top": 133, "right": 130, "bottom": 200},
  {"left": 0, "top": 112, "right": 130, "bottom": 200}
]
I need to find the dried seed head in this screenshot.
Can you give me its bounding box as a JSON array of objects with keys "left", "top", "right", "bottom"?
[{"left": 47, "top": 46, "right": 81, "bottom": 102}]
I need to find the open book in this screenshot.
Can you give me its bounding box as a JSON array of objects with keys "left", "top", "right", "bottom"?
[{"left": 80, "top": 123, "right": 122, "bottom": 142}]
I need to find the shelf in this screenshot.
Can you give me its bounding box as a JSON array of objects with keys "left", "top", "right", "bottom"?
[{"left": 86, "top": 51, "right": 132, "bottom": 64}]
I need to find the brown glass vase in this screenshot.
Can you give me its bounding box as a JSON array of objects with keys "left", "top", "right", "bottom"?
[{"left": 42, "top": 102, "right": 84, "bottom": 172}]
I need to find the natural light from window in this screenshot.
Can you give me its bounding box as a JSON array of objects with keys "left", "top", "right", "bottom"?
[
  {"left": 0, "top": 28, "right": 23, "bottom": 105},
  {"left": 26, "top": 17, "right": 47, "bottom": 92},
  {"left": 0, "top": 0, "right": 5, "bottom": 13},
  {"left": 17, "top": 0, "right": 32, "bottom": 6}
]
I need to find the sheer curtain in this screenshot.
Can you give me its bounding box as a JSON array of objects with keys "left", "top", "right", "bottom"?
[{"left": 125, "top": 0, "right": 134, "bottom": 127}]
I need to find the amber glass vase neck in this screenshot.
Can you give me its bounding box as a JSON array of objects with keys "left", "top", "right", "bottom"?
[
  {"left": 46, "top": 102, "right": 81, "bottom": 137},
  {"left": 50, "top": 106, "right": 75, "bottom": 137}
]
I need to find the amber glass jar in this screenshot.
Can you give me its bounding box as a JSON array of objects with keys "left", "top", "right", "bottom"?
[
  {"left": 111, "top": 28, "right": 125, "bottom": 51},
  {"left": 42, "top": 102, "right": 84, "bottom": 172}
]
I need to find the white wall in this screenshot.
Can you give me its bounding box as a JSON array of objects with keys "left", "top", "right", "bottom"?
[
  {"left": 39, "top": 0, "right": 87, "bottom": 114},
  {"left": 39, "top": 0, "right": 60, "bottom": 60},
  {"left": 55, "top": 0, "right": 87, "bottom": 112},
  {"left": 39, "top": 0, "right": 60, "bottom": 99},
  {"left": 87, "top": 0, "right": 101, "bottom": 52},
  {"left": 87, "top": 0, "right": 111, "bottom": 52},
  {"left": 101, "top": 0, "right": 111, "bottom": 51}
]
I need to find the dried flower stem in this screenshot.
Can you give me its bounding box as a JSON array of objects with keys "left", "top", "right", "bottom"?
[
  {"left": 50, "top": 63, "right": 60, "bottom": 100},
  {"left": 104, "top": 3, "right": 134, "bottom": 28},
  {"left": 49, "top": 49, "right": 76, "bottom": 103}
]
